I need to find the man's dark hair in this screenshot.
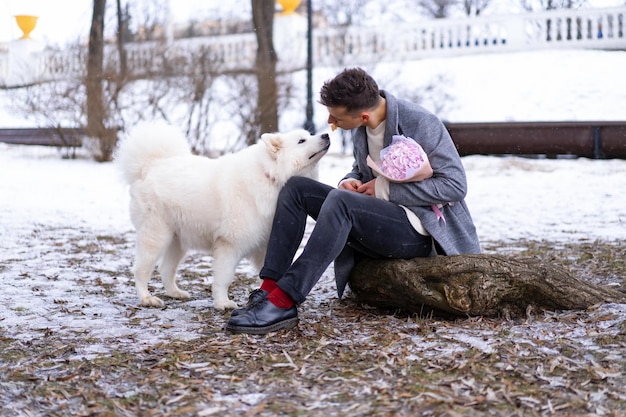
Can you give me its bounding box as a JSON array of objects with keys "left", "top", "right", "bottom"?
[{"left": 319, "top": 67, "right": 381, "bottom": 114}]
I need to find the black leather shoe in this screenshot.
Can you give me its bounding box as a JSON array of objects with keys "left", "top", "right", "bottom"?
[
  {"left": 225, "top": 298, "right": 298, "bottom": 335},
  {"left": 230, "top": 289, "right": 268, "bottom": 317}
]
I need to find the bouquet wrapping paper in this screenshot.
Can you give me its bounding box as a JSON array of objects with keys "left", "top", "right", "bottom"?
[{"left": 367, "top": 135, "right": 433, "bottom": 182}]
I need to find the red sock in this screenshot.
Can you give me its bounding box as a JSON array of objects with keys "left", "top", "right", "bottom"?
[
  {"left": 267, "top": 287, "right": 295, "bottom": 309},
  {"left": 260, "top": 278, "right": 278, "bottom": 293}
]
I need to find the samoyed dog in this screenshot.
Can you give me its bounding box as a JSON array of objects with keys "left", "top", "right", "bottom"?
[{"left": 115, "top": 123, "right": 330, "bottom": 310}]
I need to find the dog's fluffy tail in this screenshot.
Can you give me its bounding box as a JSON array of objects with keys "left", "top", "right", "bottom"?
[{"left": 115, "top": 122, "right": 191, "bottom": 185}]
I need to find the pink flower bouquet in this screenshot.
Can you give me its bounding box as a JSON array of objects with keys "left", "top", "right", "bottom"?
[{"left": 367, "top": 135, "right": 433, "bottom": 182}]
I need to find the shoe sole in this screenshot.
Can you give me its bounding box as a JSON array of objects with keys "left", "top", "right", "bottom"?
[{"left": 225, "top": 317, "right": 299, "bottom": 335}]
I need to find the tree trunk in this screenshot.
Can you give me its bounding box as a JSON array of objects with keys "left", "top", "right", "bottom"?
[
  {"left": 86, "top": 0, "right": 116, "bottom": 162},
  {"left": 116, "top": 0, "right": 128, "bottom": 79},
  {"left": 251, "top": 0, "right": 279, "bottom": 143},
  {"left": 349, "top": 255, "right": 625, "bottom": 318}
]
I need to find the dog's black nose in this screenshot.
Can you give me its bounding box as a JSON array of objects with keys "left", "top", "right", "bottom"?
[{"left": 321, "top": 133, "right": 329, "bottom": 139}]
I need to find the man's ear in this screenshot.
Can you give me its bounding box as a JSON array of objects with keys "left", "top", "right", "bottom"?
[
  {"left": 360, "top": 112, "right": 370, "bottom": 123},
  {"left": 261, "top": 133, "right": 282, "bottom": 156}
]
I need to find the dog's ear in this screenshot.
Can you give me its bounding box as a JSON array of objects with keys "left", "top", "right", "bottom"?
[{"left": 261, "top": 133, "right": 283, "bottom": 157}]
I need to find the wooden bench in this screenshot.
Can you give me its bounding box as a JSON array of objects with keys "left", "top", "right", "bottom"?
[
  {"left": 445, "top": 121, "right": 626, "bottom": 159},
  {"left": 0, "top": 128, "right": 84, "bottom": 147}
]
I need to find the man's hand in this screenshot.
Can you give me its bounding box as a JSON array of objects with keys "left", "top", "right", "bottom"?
[
  {"left": 356, "top": 179, "right": 376, "bottom": 196},
  {"left": 338, "top": 179, "right": 362, "bottom": 192},
  {"left": 339, "top": 179, "right": 376, "bottom": 196}
]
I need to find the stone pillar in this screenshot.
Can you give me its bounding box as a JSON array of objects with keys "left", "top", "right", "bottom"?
[
  {"left": 273, "top": 1, "right": 307, "bottom": 70},
  {"left": 8, "top": 15, "right": 44, "bottom": 86}
]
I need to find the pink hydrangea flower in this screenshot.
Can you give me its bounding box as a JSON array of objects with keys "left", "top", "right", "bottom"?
[{"left": 380, "top": 135, "right": 428, "bottom": 180}]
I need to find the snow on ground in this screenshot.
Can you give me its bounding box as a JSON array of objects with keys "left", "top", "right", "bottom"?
[
  {"left": 0, "top": 49, "right": 624, "bottom": 351},
  {"left": 1, "top": 145, "right": 624, "bottom": 350}
]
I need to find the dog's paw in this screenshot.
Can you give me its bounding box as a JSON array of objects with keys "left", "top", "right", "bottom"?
[
  {"left": 214, "top": 299, "right": 238, "bottom": 311},
  {"left": 139, "top": 296, "right": 165, "bottom": 308},
  {"left": 166, "top": 288, "right": 191, "bottom": 299}
]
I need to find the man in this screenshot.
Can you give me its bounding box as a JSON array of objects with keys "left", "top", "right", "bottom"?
[{"left": 226, "top": 67, "right": 480, "bottom": 335}]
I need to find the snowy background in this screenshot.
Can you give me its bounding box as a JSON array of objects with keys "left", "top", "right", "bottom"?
[{"left": 0, "top": 49, "right": 625, "bottom": 351}]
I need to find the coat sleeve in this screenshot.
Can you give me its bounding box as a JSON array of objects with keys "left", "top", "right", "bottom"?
[{"left": 339, "top": 128, "right": 368, "bottom": 184}]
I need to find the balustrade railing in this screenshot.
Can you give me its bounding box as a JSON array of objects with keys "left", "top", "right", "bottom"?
[
  {"left": 1, "top": 6, "right": 624, "bottom": 86},
  {"left": 525, "top": 7, "right": 625, "bottom": 48},
  {"left": 314, "top": 6, "right": 625, "bottom": 64}
]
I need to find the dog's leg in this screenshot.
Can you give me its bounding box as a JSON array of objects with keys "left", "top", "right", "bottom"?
[
  {"left": 211, "top": 244, "right": 241, "bottom": 311},
  {"left": 250, "top": 245, "right": 267, "bottom": 274},
  {"left": 158, "top": 236, "right": 191, "bottom": 300},
  {"left": 133, "top": 227, "right": 170, "bottom": 308}
]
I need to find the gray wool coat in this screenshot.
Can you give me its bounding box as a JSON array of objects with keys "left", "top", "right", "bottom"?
[{"left": 334, "top": 90, "right": 481, "bottom": 297}]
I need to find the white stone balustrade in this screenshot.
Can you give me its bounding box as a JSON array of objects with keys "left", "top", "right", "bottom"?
[{"left": 1, "top": 6, "right": 624, "bottom": 87}]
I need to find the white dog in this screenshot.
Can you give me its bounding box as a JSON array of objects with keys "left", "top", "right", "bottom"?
[{"left": 115, "top": 123, "right": 330, "bottom": 310}]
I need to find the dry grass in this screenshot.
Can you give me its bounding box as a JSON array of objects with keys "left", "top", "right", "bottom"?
[{"left": 1, "top": 230, "right": 625, "bottom": 416}]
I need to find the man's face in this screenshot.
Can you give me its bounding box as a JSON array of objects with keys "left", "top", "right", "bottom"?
[{"left": 326, "top": 106, "right": 367, "bottom": 130}]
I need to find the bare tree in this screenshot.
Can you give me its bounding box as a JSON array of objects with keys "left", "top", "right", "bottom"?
[
  {"left": 116, "top": 0, "right": 128, "bottom": 78},
  {"left": 124, "top": 0, "right": 170, "bottom": 41},
  {"left": 177, "top": 47, "right": 220, "bottom": 154},
  {"left": 461, "top": 0, "right": 492, "bottom": 16},
  {"left": 519, "top": 0, "right": 586, "bottom": 11},
  {"left": 317, "top": 0, "right": 372, "bottom": 26},
  {"left": 416, "top": 0, "right": 458, "bottom": 18},
  {"left": 86, "top": 0, "right": 116, "bottom": 162},
  {"left": 251, "top": 0, "right": 279, "bottom": 143},
  {"left": 7, "top": 0, "right": 297, "bottom": 158},
  {"left": 222, "top": 74, "right": 260, "bottom": 151}
]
